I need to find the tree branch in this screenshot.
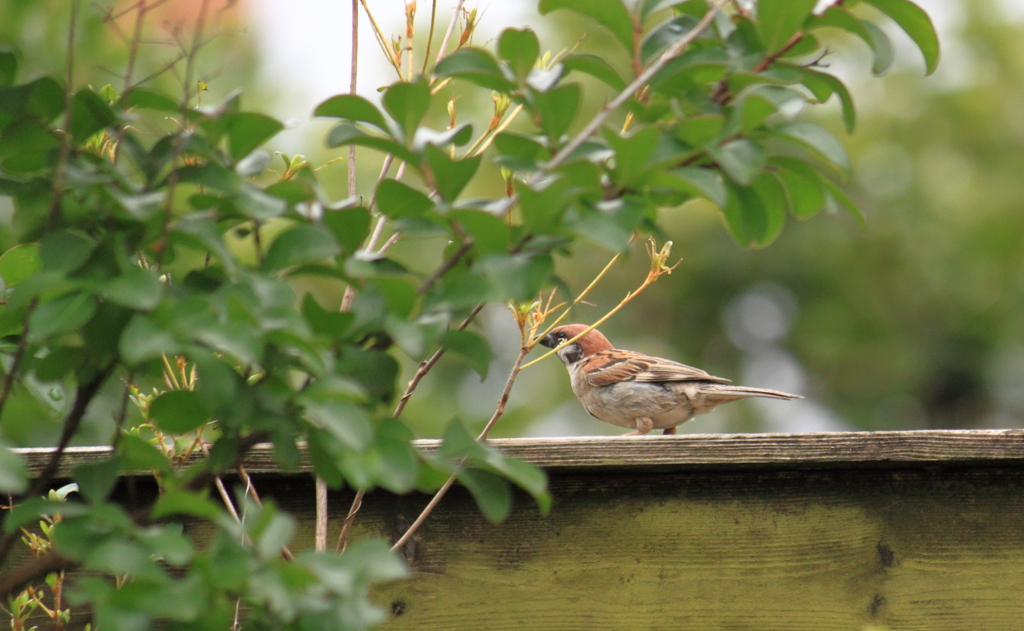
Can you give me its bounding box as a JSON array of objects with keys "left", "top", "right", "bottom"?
[
  {"left": 391, "top": 343, "right": 529, "bottom": 552},
  {"left": 544, "top": 0, "right": 729, "bottom": 173}
]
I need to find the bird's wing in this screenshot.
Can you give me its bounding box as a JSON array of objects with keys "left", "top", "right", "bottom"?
[{"left": 582, "top": 350, "right": 731, "bottom": 387}]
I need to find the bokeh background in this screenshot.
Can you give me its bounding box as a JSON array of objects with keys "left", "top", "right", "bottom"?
[{"left": 3, "top": 0, "right": 1024, "bottom": 443}]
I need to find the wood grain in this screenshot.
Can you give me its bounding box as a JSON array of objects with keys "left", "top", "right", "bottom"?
[
  {"left": 15, "top": 431, "right": 1024, "bottom": 629},
  {"left": 18, "top": 429, "right": 1024, "bottom": 478}
]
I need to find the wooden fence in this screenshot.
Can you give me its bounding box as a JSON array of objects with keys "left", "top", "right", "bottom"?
[{"left": 17, "top": 429, "right": 1024, "bottom": 630}]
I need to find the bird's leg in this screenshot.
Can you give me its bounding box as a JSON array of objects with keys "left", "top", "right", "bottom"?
[
  {"left": 622, "top": 417, "right": 654, "bottom": 436},
  {"left": 663, "top": 426, "right": 678, "bottom": 435}
]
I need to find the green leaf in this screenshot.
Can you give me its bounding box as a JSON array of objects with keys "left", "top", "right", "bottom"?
[
  {"left": 799, "top": 68, "right": 856, "bottom": 133},
  {"left": 862, "top": 20, "right": 895, "bottom": 75},
  {"left": 707, "top": 138, "right": 765, "bottom": 186},
  {"left": 0, "top": 48, "right": 15, "bottom": 86},
  {"left": 532, "top": 84, "right": 580, "bottom": 141},
  {"left": 571, "top": 198, "right": 644, "bottom": 252},
  {"left": 756, "top": 0, "right": 816, "bottom": 54},
  {"left": 647, "top": 167, "right": 727, "bottom": 208},
  {"left": 0, "top": 440, "right": 26, "bottom": 494},
  {"left": 493, "top": 132, "right": 546, "bottom": 170},
  {"left": 370, "top": 418, "right": 418, "bottom": 492},
  {"left": 774, "top": 121, "right": 850, "bottom": 175},
  {"left": 172, "top": 216, "right": 236, "bottom": 275},
  {"left": 539, "top": 0, "right": 634, "bottom": 51},
  {"left": 676, "top": 114, "right": 724, "bottom": 146},
  {"left": 376, "top": 179, "right": 434, "bottom": 218},
  {"left": 119, "top": 314, "right": 179, "bottom": 364},
  {"left": 73, "top": 456, "right": 122, "bottom": 504},
  {"left": 441, "top": 329, "right": 492, "bottom": 379},
  {"left": 449, "top": 210, "right": 509, "bottom": 254},
  {"left": 0, "top": 243, "right": 40, "bottom": 287},
  {"left": 722, "top": 178, "right": 786, "bottom": 248},
  {"left": 862, "top": 0, "right": 939, "bottom": 75},
  {"left": 771, "top": 157, "right": 826, "bottom": 219},
  {"left": 561, "top": 54, "right": 627, "bottom": 91},
  {"left": 382, "top": 79, "right": 431, "bottom": 142},
  {"left": 498, "top": 28, "right": 540, "bottom": 80},
  {"left": 325, "top": 123, "right": 419, "bottom": 165},
  {"left": 322, "top": 206, "right": 371, "bottom": 255},
  {"left": 0, "top": 119, "right": 58, "bottom": 172},
  {"left": 425, "top": 144, "right": 481, "bottom": 202},
  {"left": 29, "top": 292, "right": 97, "bottom": 342},
  {"left": 516, "top": 178, "right": 570, "bottom": 233},
  {"left": 458, "top": 468, "right": 512, "bottom": 522},
  {"left": 605, "top": 127, "right": 660, "bottom": 188},
  {"left": 69, "top": 89, "right": 117, "bottom": 141},
  {"left": 263, "top": 223, "right": 340, "bottom": 271},
  {"left": 641, "top": 14, "right": 701, "bottom": 64},
  {"left": 226, "top": 112, "right": 283, "bottom": 161},
  {"left": 117, "top": 434, "right": 171, "bottom": 474},
  {"left": 151, "top": 490, "right": 224, "bottom": 520},
  {"left": 434, "top": 49, "right": 517, "bottom": 93},
  {"left": 301, "top": 294, "right": 354, "bottom": 338},
  {"left": 314, "top": 94, "right": 388, "bottom": 131},
  {"left": 149, "top": 390, "right": 210, "bottom": 434},
  {"left": 479, "top": 253, "right": 553, "bottom": 302},
  {"left": 35, "top": 347, "right": 82, "bottom": 381},
  {"left": 0, "top": 77, "right": 64, "bottom": 124},
  {"left": 100, "top": 265, "right": 164, "bottom": 311},
  {"left": 119, "top": 88, "right": 179, "bottom": 113},
  {"left": 39, "top": 229, "right": 95, "bottom": 273},
  {"left": 820, "top": 176, "right": 864, "bottom": 227},
  {"left": 304, "top": 400, "right": 373, "bottom": 450}
]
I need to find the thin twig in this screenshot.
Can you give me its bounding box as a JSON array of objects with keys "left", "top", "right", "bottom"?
[
  {"left": 417, "top": 240, "right": 472, "bottom": 294},
  {"left": 435, "top": 0, "right": 466, "bottom": 65},
  {"left": 334, "top": 489, "right": 363, "bottom": 554},
  {"left": 348, "top": 0, "right": 359, "bottom": 197},
  {"left": 467, "top": 104, "right": 525, "bottom": 157},
  {"left": 315, "top": 477, "right": 328, "bottom": 551},
  {"left": 543, "top": 0, "right": 729, "bottom": 173},
  {"left": 420, "top": 0, "right": 439, "bottom": 75},
  {"left": 335, "top": 302, "right": 484, "bottom": 553},
  {"left": 0, "top": 301, "right": 36, "bottom": 424},
  {"left": 393, "top": 303, "right": 484, "bottom": 418},
  {"left": 521, "top": 239, "right": 677, "bottom": 369},
  {"left": 358, "top": 0, "right": 402, "bottom": 77},
  {"left": 391, "top": 344, "right": 529, "bottom": 552},
  {"left": 0, "top": 365, "right": 114, "bottom": 570}
]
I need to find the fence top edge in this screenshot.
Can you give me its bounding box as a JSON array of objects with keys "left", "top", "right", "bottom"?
[{"left": 15, "top": 429, "right": 1024, "bottom": 478}]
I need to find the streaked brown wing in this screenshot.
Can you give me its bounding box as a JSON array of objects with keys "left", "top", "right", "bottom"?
[{"left": 582, "top": 351, "right": 731, "bottom": 387}]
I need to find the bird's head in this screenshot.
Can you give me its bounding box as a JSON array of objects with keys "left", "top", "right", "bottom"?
[{"left": 540, "top": 324, "right": 613, "bottom": 366}]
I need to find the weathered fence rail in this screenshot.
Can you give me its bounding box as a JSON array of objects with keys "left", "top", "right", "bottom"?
[{"left": 16, "top": 430, "right": 1024, "bottom": 630}]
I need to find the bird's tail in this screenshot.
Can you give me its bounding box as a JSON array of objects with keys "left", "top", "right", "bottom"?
[{"left": 705, "top": 385, "right": 802, "bottom": 403}]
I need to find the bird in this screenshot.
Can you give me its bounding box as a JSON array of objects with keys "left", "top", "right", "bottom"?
[{"left": 539, "top": 323, "right": 801, "bottom": 435}]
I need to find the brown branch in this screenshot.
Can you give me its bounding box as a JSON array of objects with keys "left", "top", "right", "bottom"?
[
  {"left": 315, "top": 477, "right": 329, "bottom": 551},
  {"left": 0, "top": 364, "right": 115, "bottom": 571},
  {"left": 435, "top": 0, "right": 466, "bottom": 66},
  {"left": 420, "top": 0, "right": 439, "bottom": 76},
  {"left": 335, "top": 303, "right": 485, "bottom": 554},
  {"left": 0, "top": 300, "right": 36, "bottom": 423},
  {"left": 0, "top": 551, "right": 78, "bottom": 603},
  {"left": 417, "top": 239, "right": 472, "bottom": 294},
  {"left": 393, "top": 303, "right": 484, "bottom": 418},
  {"left": 753, "top": 32, "right": 805, "bottom": 74},
  {"left": 334, "top": 488, "right": 363, "bottom": 554},
  {"left": 391, "top": 344, "right": 529, "bottom": 552},
  {"left": 348, "top": 0, "right": 359, "bottom": 198},
  {"left": 543, "top": 0, "right": 729, "bottom": 173}
]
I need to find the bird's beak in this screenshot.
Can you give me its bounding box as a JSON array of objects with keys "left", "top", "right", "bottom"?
[{"left": 539, "top": 333, "right": 558, "bottom": 349}]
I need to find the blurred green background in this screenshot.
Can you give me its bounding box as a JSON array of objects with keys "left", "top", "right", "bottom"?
[{"left": 3, "top": 0, "right": 1023, "bottom": 442}]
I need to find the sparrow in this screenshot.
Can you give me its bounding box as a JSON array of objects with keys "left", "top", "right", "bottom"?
[{"left": 540, "top": 324, "right": 801, "bottom": 435}]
